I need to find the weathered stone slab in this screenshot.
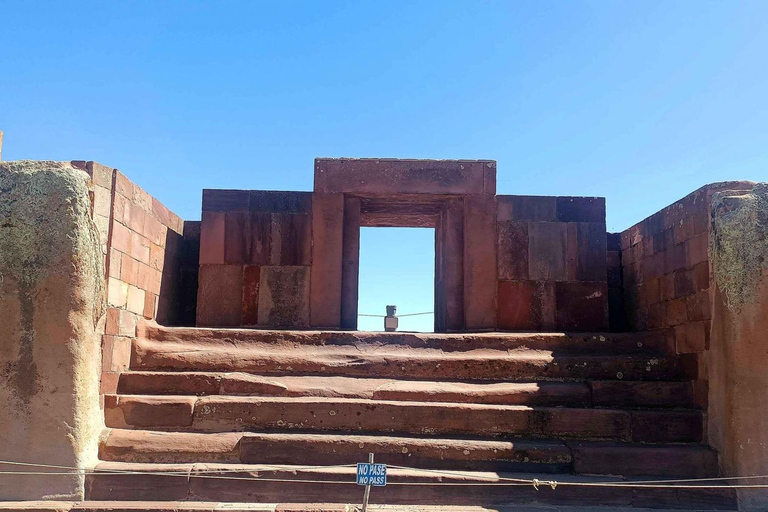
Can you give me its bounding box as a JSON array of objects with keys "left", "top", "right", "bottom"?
[
  {"left": 0, "top": 161, "right": 104, "bottom": 499},
  {"left": 196, "top": 265, "right": 243, "bottom": 327},
  {"left": 257, "top": 266, "right": 310, "bottom": 328}
]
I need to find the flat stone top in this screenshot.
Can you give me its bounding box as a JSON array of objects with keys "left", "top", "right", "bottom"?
[{"left": 314, "top": 157, "right": 496, "bottom": 196}]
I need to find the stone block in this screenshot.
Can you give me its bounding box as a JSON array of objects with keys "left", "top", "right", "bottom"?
[
  {"left": 497, "top": 280, "right": 554, "bottom": 331},
  {"left": 126, "top": 286, "right": 146, "bottom": 315},
  {"left": 664, "top": 243, "right": 686, "bottom": 274},
  {"left": 242, "top": 265, "right": 261, "bottom": 326},
  {"left": 248, "top": 212, "right": 272, "bottom": 265},
  {"left": 528, "top": 222, "right": 567, "bottom": 281},
  {"left": 556, "top": 196, "right": 605, "bottom": 222},
  {"left": 111, "top": 221, "right": 131, "bottom": 255},
  {"left": 675, "top": 320, "right": 708, "bottom": 353},
  {"left": 497, "top": 220, "right": 528, "bottom": 280},
  {"left": 660, "top": 273, "right": 676, "bottom": 302},
  {"left": 257, "top": 266, "right": 310, "bottom": 328},
  {"left": 674, "top": 267, "right": 696, "bottom": 298},
  {"left": 685, "top": 232, "right": 708, "bottom": 267},
  {"left": 692, "top": 260, "right": 709, "bottom": 291},
  {"left": 202, "top": 189, "right": 249, "bottom": 211},
  {"left": 463, "top": 195, "right": 497, "bottom": 329},
  {"left": 573, "top": 222, "right": 607, "bottom": 282},
  {"left": 555, "top": 281, "right": 608, "bottom": 331},
  {"left": 315, "top": 158, "right": 492, "bottom": 195},
  {"left": 497, "top": 195, "right": 556, "bottom": 222},
  {"left": 199, "top": 211, "right": 225, "bottom": 264},
  {"left": 686, "top": 291, "right": 711, "bottom": 321},
  {"left": 665, "top": 297, "right": 688, "bottom": 327},
  {"left": 224, "top": 211, "right": 248, "bottom": 264},
  {"left": 310, "top": 193, "right": 344, "bottom": 328},
  {"left": 129, "top": 231, "right": 151, "bottom": 264},
  {"left": 196, "top": 264, "right": 243, "bottom": 327},
  {"left": 107, "top": 277, "right": 129, "bottom": 308},
  {"left": 271, "top": 213, "right": 311, "bottom": 265},
  {"left": 250, "top": 190, "right": 312, "bottom": 213}
]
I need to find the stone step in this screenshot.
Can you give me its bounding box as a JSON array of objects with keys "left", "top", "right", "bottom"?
[
  {"left": 84, "top": 462, "right": 735, "bottom": 509},
  {"left": 104, "top": 395, "right": 703, "bottom": 443},
  {"left": 117, "top": 372, "right": 695, "bottom": 408},
  {"left": 132, "top": 338, "right": 681, "bottom": 382},
  {"left": 139, "top": 322, "right": 669, "bottom": 355},
  {"left": 100, "top": 429, "right": 572, "bottom": 472}
]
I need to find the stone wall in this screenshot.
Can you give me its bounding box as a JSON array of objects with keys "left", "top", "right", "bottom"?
[
  {"left": 83, "top": 164, "right": 185, "bottom": 396},
  {"left": 709, "top": 183, "right": 768, "bottom": 510},
  {"left": 197, "top": 190, "right": 312, "bottom": 328},
  {"left": 496, "top": 195, "right": 608, "bottom": 331},
  {"left": 619, "top": 181, "right": 754, "bottom": 406},
  {"left": 0, "top": 161, "right": 104, "bottom": 499}
]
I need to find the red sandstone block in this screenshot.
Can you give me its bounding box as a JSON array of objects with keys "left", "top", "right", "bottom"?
[
  {"left": 497, "top": 221, "right": 529, "bottom": 280},
  {"left": 675, "top": 320, "right": 708, "bottom": 353},
  {"left": 125, "top": 202, "right": 146, "bottom": 234},
  {"left": 573, "top": 222, "right": 607, "bottom": 282},
  {"left": 556, "top": 197, "right": 605, "bottom": 222},
  {"left": 202, "top": 189, "right": 250, "bottom": 211},
  {"left": 92, "top": 186, "right": 111, "bottom": 218},
  {"left": 310, "top": 193, "right": 344, "bottom": 328},
  {"left": 497, "top": 195, "right": 556, "bottom": 221},
  {"left": 555, "top": 281, "right": 608, "bottom": 331},
  {"left": 693, "top": 379, "right": 709, "bottom": 409},
  {"left": 103, "top": 335, "right": 132, "bottom": 372},
  {"left": 111, "top": 221, "right": 132, "bottom": 254},
  {"left": 85, "top": 161, "right": 114, "bottom": 188},
  {"left": 105, "top": 308, "right": 121, "bottom": 335},
  {"left": 150, "top": 268, "right": 163, "bottom": 295},
  {"left": 249, "top": 190, "right": 313, "bottom": 213},
  {"left": 622, "top": 262, "right": 641, "bottom": 288},
  {"left": 273, "top": 213, "right": 311, "bottom": 266},
  {"left": 224, "top": 211, "right": 248, "bottom": 264},
  {"left": 497, "top": 280, "right": 536, "bottom": 330},
  {"left": 664, "top": 243, "right": 686, "bottom": 274},
  {"left": 692, "top": 260, "right": 709, "bottom": 291},
  {"left": 127, "top": 285, "right": 146, "bottom": 315},
  {"left": 200, "top": 211, "right": 226, "bottom": 265},
  {"left": 528, "top": 222, "right": 567, "bottom": 281},
  {"left": 143, "top": 291, "right": 157, "bottom": 319},
  {"left": 136, "top": 261, "right": 152, "bottom": 291},
  {"left": 249, "top": 212, "right": 272, "bottom": 265},
  {"left": 647, "top": 302, "right": 666, "bottom": 329},
  {"left": 642, "top": 252, "right": 664, "bottom": 280},
  {"left": 132, "top": 184, "right": 153, "bottom": 212},
  {"left": 107, "top": 277, "right": 129, "bottom": 308},
  {"left": 686, "top": 291, "right": 711, "bottom": 321},
  {"left": 130, "top": 231, "right": 151, "bottom": 264},
  {"left": 570, "top": 442, "right": 718, "bottom": 478},
  {"left": 645, "top": 277, "right": 660, "bottom": 304},
  {"left": 665, "top": 298, "right": 688, "bottom": 327},
  {"left": 144, "top": 214, "right": 167, "bottom": 247},
  {"left": 631, "top": 410, "right": 703, "bottom": 443},
  {"left": 257, "top": 266, "right": 310, "bottom": 328},
  {"left": 660, "top": 273, "right": 675, "bottom": 302},
  {"left": 114, "top": 171, "right": 132, "bottom": 198},
  {"left": 111, "top": 192, "right": 127, "bottom": 224},
  {"left": 674, "top": 268, "right": 696, "bottom": 298},
  {"left": 641, "top": 235, "right": 654, "bottom": 258},
  {"left": 108, "top": 249, "right": 122, "bottom": 279},
  {"left": 242, "top": 265, "right": 260, "bottom": 325},
  {"left": 685, "top": 233, "right": 708, "bottom": 267},
  {"left": 120, "top": 253, "right": 139, "bottom": 285},
  {"left": 149, "top": 243, "right": 164, "bottom": 271},
  {"left": 464, "top": 195, "right": 498, "bottom": 329},
  {"left": 100, "top": 372, "right": 120, "bottom": 395},
  {"left": 197, "top": 265, "right": 243, "bottom": 327}
]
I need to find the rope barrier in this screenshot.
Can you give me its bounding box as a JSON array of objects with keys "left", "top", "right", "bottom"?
[
  {"left": 4, "top": 458, "right": 768, "bottom": 489},
  {"left": 358, "top": 312, "right": 433, "bottom": 318}
]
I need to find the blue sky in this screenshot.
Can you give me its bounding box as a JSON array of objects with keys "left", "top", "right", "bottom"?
[{"left": 2, "top": 1, "right": 767, "bottom": 331}]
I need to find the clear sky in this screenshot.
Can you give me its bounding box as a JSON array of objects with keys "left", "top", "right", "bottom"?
[{"left": 2, "top": 1, "right": 767, "bottom": 331}]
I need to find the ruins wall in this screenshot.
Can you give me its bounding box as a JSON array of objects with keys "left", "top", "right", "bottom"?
[
  {"left": 0, "top": 161, "right": 104, "bottom": 499},
  {"left": 197, "top": 190, "right": 312, "bottom": 328},
  {"left": 496, "top": 195, "right": 608, "bottom": 331},
  {"left": 709, "top": 184, "right": 768, "bottom": 509},
  {"left": 619, "top": 181, "right": 754, "bottom": 407},
  {"left": 83, "top": 163, "right": 185, "bottom": 396}
]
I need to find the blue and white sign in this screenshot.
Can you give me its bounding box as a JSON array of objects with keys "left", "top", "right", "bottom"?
[{"left": 356, "top": 463, "right": 387, "bottom": 486}]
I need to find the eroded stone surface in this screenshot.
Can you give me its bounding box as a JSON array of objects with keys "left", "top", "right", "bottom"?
[{"left": 0, "top": 161, "right": 104, "bottom": 499}]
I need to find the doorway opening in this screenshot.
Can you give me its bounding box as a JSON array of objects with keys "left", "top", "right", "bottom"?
[{"left": 357, "top": 227, "right": 435, "bottom": 333}]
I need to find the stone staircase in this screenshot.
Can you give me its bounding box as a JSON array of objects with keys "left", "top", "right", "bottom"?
[{"left": 90, "top": 322, "right": 736, "bottom": 510}]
